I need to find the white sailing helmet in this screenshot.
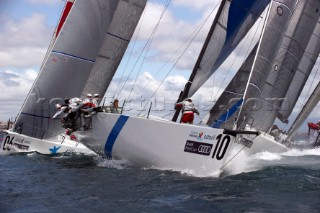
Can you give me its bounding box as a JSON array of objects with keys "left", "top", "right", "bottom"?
[
  {"left": 87, "top": 93, "right": 92, "bottom": 98},
  {"left": 93, "top": 93, "right": 100, "bottom": 98}
]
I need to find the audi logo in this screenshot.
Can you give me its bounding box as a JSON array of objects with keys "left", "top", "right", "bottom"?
[{"left": 198, "top": 145, "right": 211, "bottom": 154}]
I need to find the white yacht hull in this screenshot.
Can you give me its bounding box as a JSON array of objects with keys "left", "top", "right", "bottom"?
[
  {"left": 243, "top": 134, "right": 289, "bottom": 155},
  {"left": 76, "top": 113, "right": 236, "bottom": 175},
  {"left": 75, "top": 113, "right": 290, "bottom": 174},
  {"left": 0, "top": 130, "right": 94, "bottom": 155}
]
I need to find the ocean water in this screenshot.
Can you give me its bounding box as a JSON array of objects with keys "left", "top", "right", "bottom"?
[{"left": 1, "top": 147, "right": 320, "bottom": 213}]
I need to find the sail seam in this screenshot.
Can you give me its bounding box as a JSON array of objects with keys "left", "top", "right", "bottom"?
[
  {"left": 20, "top": 112, "right": 51, "bottom": 119},
  {"left": 51, "top": 51, "right": 95, "bottom": 63},
  {"left": 225, "top": 90, "right": 244, "bottom": 95},
  {"left": 107, "top": 32, "right": 130, "bottom": 42}
]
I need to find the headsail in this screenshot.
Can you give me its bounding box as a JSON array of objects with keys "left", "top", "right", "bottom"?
[
  {"left": 187, "top": 0, "right": 270, "bottom": 97},
  {"left": 172, "top": 0, "right": 270, "bottom": 121},
  {"left": 204, "top": 43, "right": 258, "bottom": 129},
  {"left": 14, "top": 0, "right": 119, "bottom": 139},
  {"left": 277, "top": 17, "right": 320, "bottom": 123},
  {"left": 81, "top": 0, "right": 147, "bottom": 100},
  {"left": 237, "top": 0, "right": 317, "bottom": 132}
]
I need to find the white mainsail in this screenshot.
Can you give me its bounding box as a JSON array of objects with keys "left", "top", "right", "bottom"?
[
  {"left": 13, "top": 0, "right": 120, "bottom": 139},
  {"left": 238, "top": 0, "right": 304, "bottom": 131},
  {"left": 277, "top": 16, "right": 320, "bottom": 123},
  {"left": 246, "top": 0, "right": 320, "bottom": 131}
]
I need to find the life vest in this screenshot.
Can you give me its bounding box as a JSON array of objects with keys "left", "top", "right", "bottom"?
[{"left": 308, "top": 122, "right": 319, "bottom": 130}]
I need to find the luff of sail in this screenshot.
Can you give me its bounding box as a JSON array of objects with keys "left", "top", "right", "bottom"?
[
  {"left": 81, "top": 0, "right": 147, "bottom": 99},
  {"left": 204, "top": 43, "right": 258, "bottom": 129},
  {"left": 287, "top": 81, "right": 320, "bottom": 140},
  {"left": 237, "top": 0, "right": 299, "bottom": 131},
  {"left": 277, "top": 16, "right": 320, "bottom": 123},
  {"left": 187, "top": 0, "right": 270, "bottom": 97},
  {"left": 13, "top": 0, "right": 119, "bottom": 139}
]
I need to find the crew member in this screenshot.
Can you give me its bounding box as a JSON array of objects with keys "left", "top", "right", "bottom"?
[
  {"left": 175, "top": 98, "right": 199, "bottom": 124},
  {"left": 111, "top": 99, "right": 121, "bottom": 114}
]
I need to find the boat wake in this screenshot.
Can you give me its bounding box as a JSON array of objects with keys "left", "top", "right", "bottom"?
[{"left": 222, "top": 144, "right": 320, "bottom": 177}]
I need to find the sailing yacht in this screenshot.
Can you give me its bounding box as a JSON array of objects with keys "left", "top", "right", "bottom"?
[
  {"left": 3, "top": 0, "right": 320, "bottom": 176},
  {"left": 75, "top": 0, "right": 320, "bottom": 174},
  {"left": 0, "top": 0, "right": 147, "bottom": 155}
]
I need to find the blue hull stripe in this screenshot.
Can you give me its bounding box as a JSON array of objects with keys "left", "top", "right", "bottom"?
[
  {"left": 212, "top": 99, "right": 243, "bottom": 128},
  {"left": 104, "top": 115, "right": 129, "bottom": 157}
]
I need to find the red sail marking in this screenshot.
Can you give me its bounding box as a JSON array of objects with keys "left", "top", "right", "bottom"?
[{"left": 56, "top": 0, "right": 74, "bottom": 38}]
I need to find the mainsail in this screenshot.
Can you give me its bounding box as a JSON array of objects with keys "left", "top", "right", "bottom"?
[
  {"left": 81, "top": 0, "right": 147, "bottom": 99},
  {"left": 172, "top": 0, "right": 270, "bottom": 121},
  {"left": 14, "top": 0, "right": 119, "bottom": 138},
  {"left": 277, "top": 17, "right": 320, "bottom": 123},
  {"left": 237, "top": 0, "right": 315, "bottom": 132}
]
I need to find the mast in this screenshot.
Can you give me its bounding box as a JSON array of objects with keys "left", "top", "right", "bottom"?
[{"left": 172, "top": 0, "right": 227, "bottom": 122}]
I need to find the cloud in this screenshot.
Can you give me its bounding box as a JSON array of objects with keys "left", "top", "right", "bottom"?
[
  {"left": 173, "top": 0, "right": 219, "bottom": 11},
  {"left": 132, "top": 1, "right": 217, "bottom": 70},
  {"left": 0, "top": 13, "right": 53, "bottom": 67},
  {"left": 25, "top": 0, "right": 58, "bottom": 6},
  {"left": 0, "top": 69, "right": 36, "bottom": 120}
]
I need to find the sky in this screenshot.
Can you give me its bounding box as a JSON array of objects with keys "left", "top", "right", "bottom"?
[{"left": 1, "top": 0, "right": 320, "bottom": 133}]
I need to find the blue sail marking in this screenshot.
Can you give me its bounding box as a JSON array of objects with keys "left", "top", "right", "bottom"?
[
  {"left": 212, "top": 99, "right": 243, "bottom": 128},
  {"left": 226, "top": 0, "right": 258, "bottom": 42},
  {"left": 52, "top": 50, "right": 95, "bottom": 63},
  {"left": 104, "top": 115, "right": 129, "bottom": 157}
]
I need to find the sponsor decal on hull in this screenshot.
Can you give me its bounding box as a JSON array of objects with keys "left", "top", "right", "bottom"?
[
  {"left": 49, "top": 146, "right": 62, "bottom": 154},
  {"left": 184, "top": 140, "right": 213, "bottom": 156},
  {"left": 188, "top": 131, "right": 217, "bottom": 142},
  {"left": 13, "top": 143, "right": 29, "bottom": 150},
  {"left": 184, "top": 134, "right": 232, "bottom": 160}
]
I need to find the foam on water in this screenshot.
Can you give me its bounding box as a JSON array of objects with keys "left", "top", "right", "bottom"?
[
  {"left": 252, "top": 151, "right": 282, "bottom": 161},
  {"left": 282, "top": 147, "right": 320, "bottom": 157},
  {"left": 95, "top": 156, "right": 130, "bottom": 170}
]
